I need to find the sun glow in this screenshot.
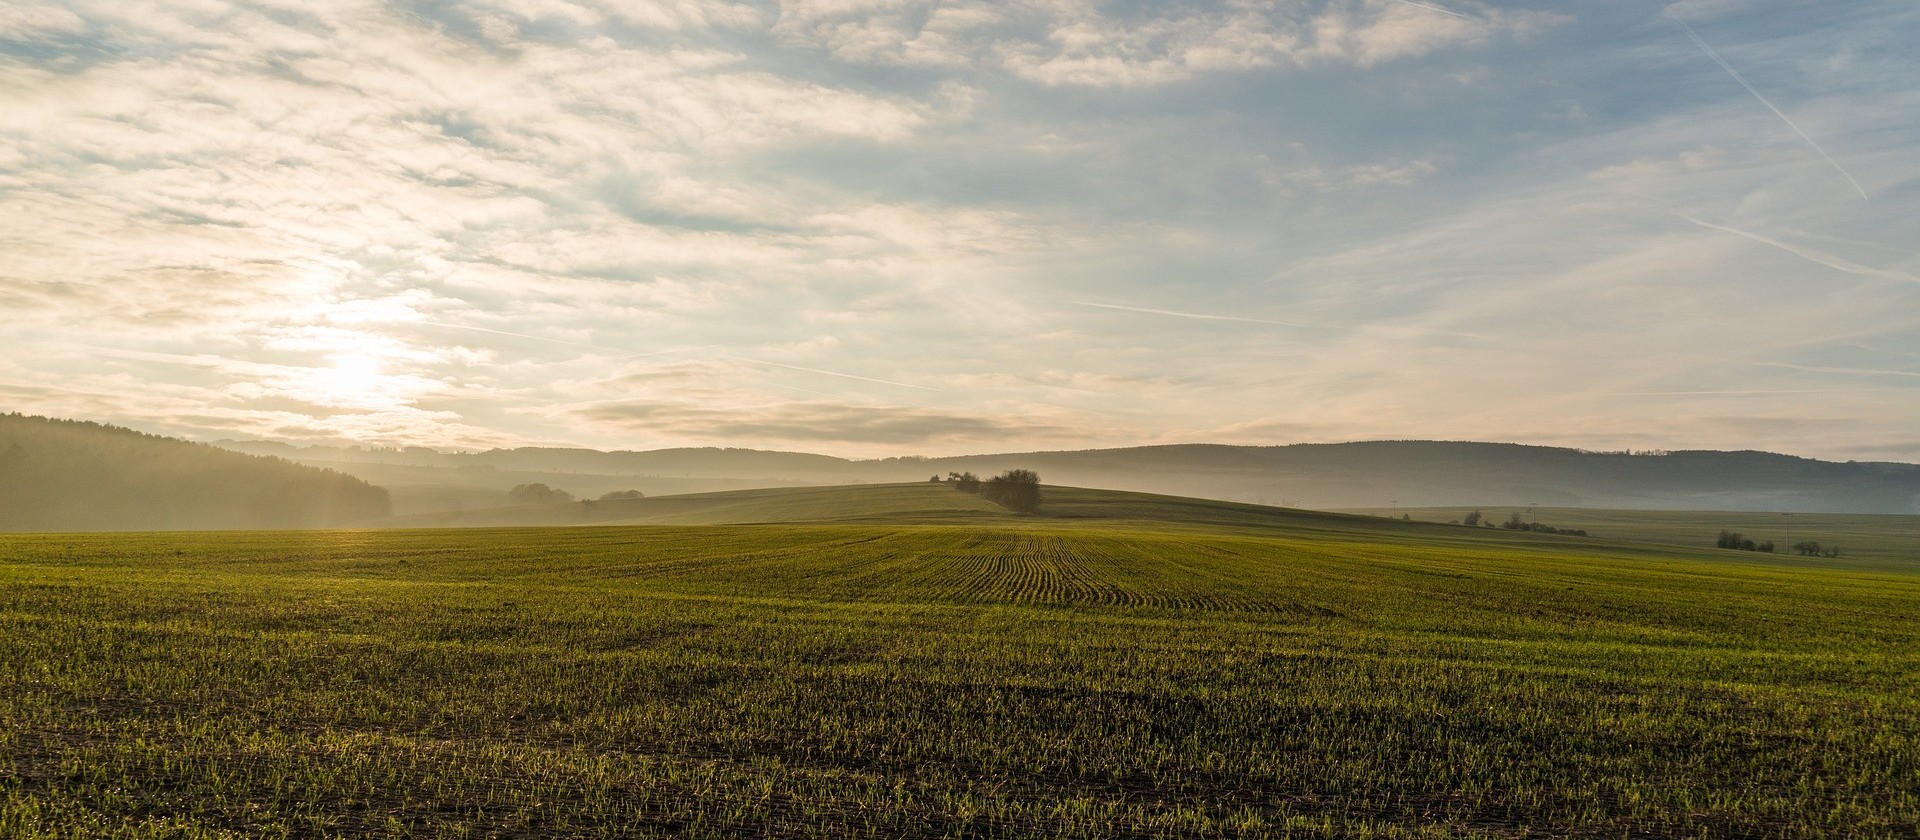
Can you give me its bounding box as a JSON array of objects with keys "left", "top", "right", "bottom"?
[{"left": 311, "top": 353, "right": 392, "bottom": 408}]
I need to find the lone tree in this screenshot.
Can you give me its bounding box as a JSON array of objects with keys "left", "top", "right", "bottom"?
[
  {"left": 507, "top": 483, "right": 574, "bottom": 505},
  {"left": 980, "top": 469, "right": 1042, "bottom": 514},
  {"left": 1462, "top": 510, "right": 1482, "bottom": 527}
]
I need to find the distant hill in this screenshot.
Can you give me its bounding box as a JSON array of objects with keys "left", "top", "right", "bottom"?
[
  {"left": 910, "top": 442, "right": 1920, "bottom": 514},
  {"left": 212, "top": 441, "right": 832, "bottom": 515},
  {"left": 1, "top": 414, "right": 391, "bottom": 531},
  {"left": 223, "top": 439, "right": 1920, "bottom": 515}
]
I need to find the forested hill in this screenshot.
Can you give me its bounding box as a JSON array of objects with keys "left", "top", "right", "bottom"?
[
  {"left": 0, "top": 414, "right": 390, "bottom": 531},
  {"left": 221, "top": 438, "right": 1920, "bottom": 515}
]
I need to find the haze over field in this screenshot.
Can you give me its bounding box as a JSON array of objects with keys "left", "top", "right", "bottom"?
[
  {"left": 221, "top": 436, "right": 1920, "bottom": 515},
  {"left": 3, "top": 1, "right": 1917, "bottom": 461}
]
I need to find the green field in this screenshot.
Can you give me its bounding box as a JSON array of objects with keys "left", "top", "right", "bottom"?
[
  {"left": 3, "top": 485, "right": 1917, "bottom": 837},
  {"left": 1341, "top": 505, "right": 1920, "bottom": 567}
]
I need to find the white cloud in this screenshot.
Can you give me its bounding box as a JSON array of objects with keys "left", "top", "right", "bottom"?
[
  {"left": 774, "top": 0, "right": 1564, "bottom": 86},
  {"left": 0, "top": 2, "right": 86, "bottom": 39}
]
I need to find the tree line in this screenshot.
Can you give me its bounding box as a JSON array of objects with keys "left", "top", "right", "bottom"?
[
  {"left": 1491, "top": 511, "right": 1587, "bottom": 536},
  {"left": 1449, "top": 511, "right": 1589, "bottom": 537},
  {"left": 1715, "top": 531, "right": 1774, "bottom": 553},
  {"left": 506, "top": 484, "right": 644, "bottom": 504}
]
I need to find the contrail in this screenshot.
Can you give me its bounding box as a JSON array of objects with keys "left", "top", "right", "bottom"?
[
  {"left": 1677, "top": 215, "right": 1919, "bottom": 283},
  {"left": 1756, "top": 362, "right": 1920, "bottom": 379},
  {"left": 422, "top": 322, "right": 734, "bottom": 360},
  {"left": 1071, "top": 301, "right": 1309, "bottom": 328},
  {"left": 762, "top": 382, "right": 860, "bottom": 400},
  {"left": 1387, "top": 0, "right": 1468, "bottom": 19},
  {"left": 1611, "top": 389, "right": 1843, "bottom": 396},
  {"left": 609, "top": 341, "right": 739, "bottom": 361},
  {"left": 419, "top": 321, "right": 610, "bottom": 351},
  {"left": 86, "top": 346, "right": 279, "bottom": 375},
  {"left": 1678, "top": 21, "right": 1867, "bottom": 200},
  {"left": 731, "top": 357, "right": 943, "bottom": 391}
]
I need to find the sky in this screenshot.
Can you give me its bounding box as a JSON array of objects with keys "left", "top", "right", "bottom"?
[{"left": 2, "top": 0, "right": 1917, "bottom": 459}]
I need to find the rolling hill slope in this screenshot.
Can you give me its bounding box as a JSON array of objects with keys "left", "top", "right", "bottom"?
[
  {"left": 0, "top": 414, "right": 391, "bottom": 531},
  {"left": 375, "top": 481, "right": 1920, "bottom": 570},
  {"left": 375, "top": 481, "right": 1393, "bottom": 531}
]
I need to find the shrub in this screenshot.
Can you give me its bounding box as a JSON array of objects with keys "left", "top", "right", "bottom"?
[{"left": 508, "top": 483, "right": 574, "bottom": 504}]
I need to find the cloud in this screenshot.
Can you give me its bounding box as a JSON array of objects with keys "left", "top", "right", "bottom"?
[
  {"left": 0, "top": 2, "right": 85, "bottom": 39},
  {"left": 772, "top": 0, "right": 1563, "bottom": 86},
  {"left": 729, "top": 356, "right": 944, "bottom": 391},
  {"left": 574, "top": 399, "right": 1072, "bottom": 445},
  {"left": 1070, "top": 301, "right": 1310, "bottom": 328}
]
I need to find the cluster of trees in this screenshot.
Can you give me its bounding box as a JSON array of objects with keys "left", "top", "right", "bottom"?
[
  {"left": 1499, "top": 512, "right": 1588, "bottom": 537},
  {"left": 0, "top": 413, "right": 391, "bottom": 531},
  {"left": 507, "top": 484, "right": 647, "bottom": 505},
  {"left": 938, "top": 471, "right": 982, "bottom": 493},
  {"left": 936, "top": 469, "right": 1042, "bottom": 513},
  {"left": 1713, "top": 532, "right": 1840, "bottom": 557},
  {"left": 1715, "top": 531, "right": 1776, "bottom": 553}
]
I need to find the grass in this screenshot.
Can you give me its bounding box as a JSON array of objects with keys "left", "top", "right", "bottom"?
[{"left": 3, "top": 485, "right": 1918, "bottom": 838}]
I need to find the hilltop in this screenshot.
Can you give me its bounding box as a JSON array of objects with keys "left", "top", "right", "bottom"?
[{"left": 0, "top": 414, "right": 391, "bottom": 531}]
